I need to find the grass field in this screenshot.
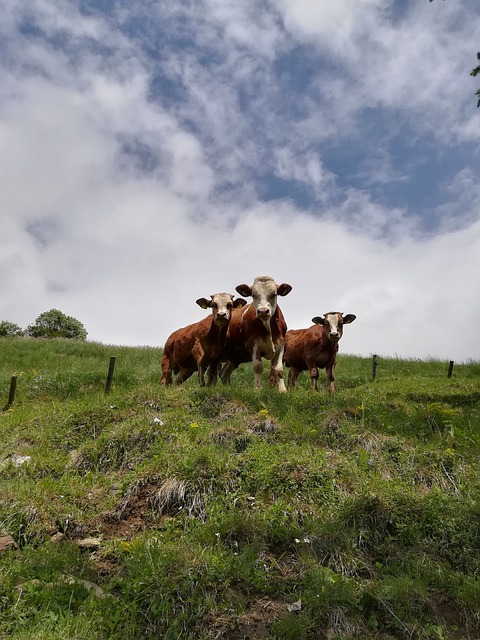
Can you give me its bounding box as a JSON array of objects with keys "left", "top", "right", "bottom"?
[{"left": 1, "top": 337, "right": 479, "bottom": 639}]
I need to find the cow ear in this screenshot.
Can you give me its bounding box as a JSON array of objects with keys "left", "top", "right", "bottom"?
[
  {"left": 312, "top": 316, "right": 325, "bottom": 325},
  {"left": 342, "top": 314, "right": 356, "bottom": 324},
  {"left": 277, "top": 283, "right": 293, "bottom": 296},
  {"left": 233, "top": 298, "right": 247, "bottom": 308},
  {"left": 196, "top": 298, "right": 211, "bottom": 309},
  {"left": 235, "top": 284, "right": 252, "bottom": 297}
]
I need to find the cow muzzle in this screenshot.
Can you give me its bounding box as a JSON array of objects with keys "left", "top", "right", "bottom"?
[
  {"left": 256, "top": 307, "right": 271, "bottom": 319},
  {"left": 214, "top": 313, "right": 229, "bottom": 326}
]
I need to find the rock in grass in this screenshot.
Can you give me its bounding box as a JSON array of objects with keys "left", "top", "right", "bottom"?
[
  {"left": 76, "top": 537, "right": 101, "bottom": 549},
  {"left": 0, "top": 535, "right": 18, "bottom": 552}
]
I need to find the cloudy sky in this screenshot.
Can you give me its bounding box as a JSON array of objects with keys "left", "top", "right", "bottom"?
[{"left": 2, "top": 0, "right": 480, "bottom": 361}]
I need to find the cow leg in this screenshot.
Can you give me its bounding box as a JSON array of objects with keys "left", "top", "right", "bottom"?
[
  {"left": 192, "top": 340, "right": 206, "bottom": 386},
  {"left": 269, "top": 345, "right": 287, "bottom": 393},
  {"left": 174, "top": 368, "right": 194, "bottom": 384},
  {"left": 160, "top": 351, "right": 173, "bottom": 385},
  {"left": 287, "top": 367, "right": 299, "bottom": 388},
  {"left": 206, "top": 362, "right": 219, "bottom": 386},
  {"left": 326, "top": 364, "right": 335, "bottom": 392},
  {"left": 309, "top": 366, "right": 319, "bottom": 392},
  {"left": 252, "top": 353, "right": 264, "bottom": 389},
  {"left": 220, "top": 360, "right": 234, "bottom": 384},
  {"left": 160, "top": 366, "right": 172, "bottom": 385},
  {"left": 267, "top": 366, "right": 276, "bottom": 386},
  {"left": 197, "top": 367, "right": 206, "bottom": 386}
]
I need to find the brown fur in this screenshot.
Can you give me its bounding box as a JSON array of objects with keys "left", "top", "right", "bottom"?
[
  {"left": 284, "top": 312, "right": 356, "bottom": 392},
  {"left": 220, "top": 277, "right": 292, "bottom": 392},
  {"left": 160, "top": 294, "right": 246, "bottom": 387}
]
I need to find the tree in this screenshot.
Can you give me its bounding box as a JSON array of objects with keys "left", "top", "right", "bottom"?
[
  {"left": 26, "top": 309, "right": 88, "bottom": 340},
  {"left": 0, "top": 321, "right": 24, "bottom": 337}
]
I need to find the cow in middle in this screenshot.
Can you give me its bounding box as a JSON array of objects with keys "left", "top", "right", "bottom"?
[
  {"left": 284, "top": 311, "right": 356, "bottom": 392},
  {"left": 160, "top": 293, "right": 247, "bottom": 387},
  {"left": 220, "top": 276, "right": 293, "bottom": 393}
]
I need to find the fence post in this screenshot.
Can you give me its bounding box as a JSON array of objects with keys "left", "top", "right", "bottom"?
[
  {"left": 105, "top": 356, "right": 116, "bottom": 394},
  {"left": 371, "top": 354, "right": 378, "bottom": 381},
  {"left": 3, "top": 376, "right": 17, "bottom": 411},
  {"left": 447, "top": 360, "right": 454, "bottom": 378}
]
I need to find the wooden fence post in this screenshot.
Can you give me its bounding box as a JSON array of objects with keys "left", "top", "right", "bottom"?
[
  {"left": 447, "top": 360, "right": 454, "bottom": 378},
  {"left": 105, "top": 356, "right": 116, "bottom": 394},
  {"left": 3, "top": 376, "right": 17, "bottom": 411},
  {"left": 371, "top": 354, "right": 378, "bottom": 381}
]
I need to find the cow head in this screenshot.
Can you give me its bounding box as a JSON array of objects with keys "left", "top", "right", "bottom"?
[
  {"left": 196, "top": 293, "right": 247, "bottom": 327},
  {"left": 235, "top": 276, "right": 292, "bottom": 321},
  {"left": 312, "top": 312, "right": 356, "bottom": 342}
]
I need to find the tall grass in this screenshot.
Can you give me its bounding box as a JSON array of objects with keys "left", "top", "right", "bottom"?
[{"left": 1, "top": 337, "right": 479, "bottom": 639}]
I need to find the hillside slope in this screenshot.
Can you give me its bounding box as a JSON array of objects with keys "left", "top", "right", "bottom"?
[{"left": 1, "top": 338, "right": 479, "bottom": 639}]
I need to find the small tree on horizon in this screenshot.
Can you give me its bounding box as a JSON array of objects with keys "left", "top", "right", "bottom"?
[
  {"left": 26, "top": 309, "right": 88, "bottom": 340},
  {"left": 0, "top": 320, "right": 24, "bottom": 337}
]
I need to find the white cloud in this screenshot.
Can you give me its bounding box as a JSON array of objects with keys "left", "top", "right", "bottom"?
[
  {"left": 1, "top": 0, "right": 480, "bottom": 363},
  {"left": 274, "top": 148, "right": 336, "bottom": 203}
]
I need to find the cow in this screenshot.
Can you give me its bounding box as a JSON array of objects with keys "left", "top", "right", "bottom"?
[
  {"left": 284, "top": 312, "right": 356, "bottom": 392},
  {"left": 220, "top": 276, "right": 293, "bottom": 393},
  {"left": 160, "top": 293, "right": 247, "bottom": 387}
]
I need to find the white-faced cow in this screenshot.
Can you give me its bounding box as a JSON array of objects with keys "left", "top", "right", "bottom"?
[
  {"left": 160, "top": 293, "right": 247, "bottom": 387},
  {"left": 284, "top": 312, "right": 356, "bottom": 392},
  {"left": 220, "top": 276, "right": 293, "bottom": 393}
]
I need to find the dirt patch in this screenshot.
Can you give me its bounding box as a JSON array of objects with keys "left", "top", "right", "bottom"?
[
  {"left": 96, "top": 476, "right": 202, "bottom": 540},
  {"left": 96, "top": 479, "right": 162, "bottom": 539},
  {"left": 96, "top": 509, "right": 149, "bottom": 540},
  {"left": 205, "top": 597, "right": 287, "bottom": 640},
  {"left": 235, "top": 598, "right": 286, "bottom": 638}
]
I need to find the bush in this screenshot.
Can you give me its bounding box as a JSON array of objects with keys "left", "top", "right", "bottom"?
[
  {"left": 0, "top": 321, "right": 24, "bottom": 337},
  {"left": 26, "top": 309, "right": 87, "bottom": 340}
]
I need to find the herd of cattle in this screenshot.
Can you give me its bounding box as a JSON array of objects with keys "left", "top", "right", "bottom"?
[{"left": 160, "top": 275, "right": 356, "bottom": 393}]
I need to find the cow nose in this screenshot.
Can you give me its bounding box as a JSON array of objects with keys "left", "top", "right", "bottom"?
[
  {"left": 257, "top": 307, "right": 270, "bottom": 317},
  {"left": 330, "top": 331, "right": 339, "bottom": 339}
]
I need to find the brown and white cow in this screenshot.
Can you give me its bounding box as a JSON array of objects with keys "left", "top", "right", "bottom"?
[
  {"left": 284, "top": 312, "right": 356, "bottom": 392},
  {"left": 160, "top": 293, "right": 246, "bottom": 387},
  {"left": 220, "top": 276, "right": 293, "bottom": 392}
]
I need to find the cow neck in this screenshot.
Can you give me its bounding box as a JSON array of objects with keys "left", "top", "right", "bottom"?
[
  {"left": 258, "top": 306, "right": 281, "bottom": 335},
  {"left": 207, "top": 317, "right": 228, "bottom": 344},
  {"left": 323, "top": 331, "right": 339, "bottom": 356}
]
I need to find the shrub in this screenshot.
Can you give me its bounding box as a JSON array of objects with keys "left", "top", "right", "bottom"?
[
  {"left": 26, "top": 309, "right": 87, "bottom": 340},
  {"left": 0, "top": 320, "right": 24, "bottom": 337}
]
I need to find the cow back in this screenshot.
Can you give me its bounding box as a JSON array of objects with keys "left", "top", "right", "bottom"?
[{"left": 284, "top": 324, "right": 336, "bottom": 371}]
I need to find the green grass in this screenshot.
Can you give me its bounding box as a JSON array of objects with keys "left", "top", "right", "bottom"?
[{"left": 1, "top": 337, "right": 479, "bottom": 639}]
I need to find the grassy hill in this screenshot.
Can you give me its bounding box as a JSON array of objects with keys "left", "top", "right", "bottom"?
[{"left": 1, "top": 338, "right": 479, "bottom": 640}]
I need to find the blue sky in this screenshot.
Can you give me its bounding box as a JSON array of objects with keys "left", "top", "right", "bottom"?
[{"left": 1, "top": 0, "right": 480, "bottom": 361}]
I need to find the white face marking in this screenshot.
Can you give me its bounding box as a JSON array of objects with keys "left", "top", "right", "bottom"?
[
  {"left": 324, "top": 313, "right": 342, "bottom": 340},
  {"left": 251, "top": 277, "right": 278, "bottom": 320},
  {"left": 210, "top": 293, "right": 234, "bottom": 326}
]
